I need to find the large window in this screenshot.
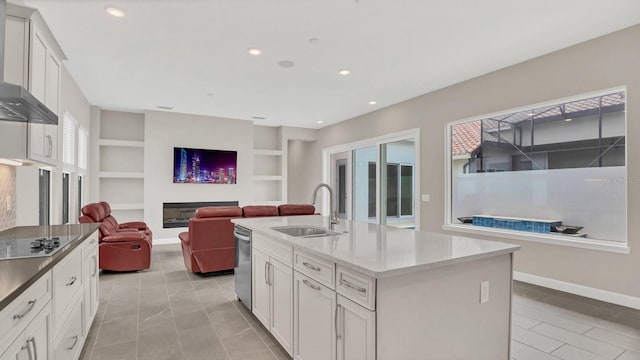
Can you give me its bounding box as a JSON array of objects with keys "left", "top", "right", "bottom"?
[
  {"left": 446, "top": 89, "right": 627, "bottom": 250},
  {"left": 62, "top": 172, "right": 70, "bottom": 224},
  {"left": 39, "top": 169, "right": 50, "bottom": 226}
]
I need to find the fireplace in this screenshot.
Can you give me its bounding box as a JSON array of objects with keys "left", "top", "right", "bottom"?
[{"left": 163, "top": 201, "right": 239, "bottom": 228}]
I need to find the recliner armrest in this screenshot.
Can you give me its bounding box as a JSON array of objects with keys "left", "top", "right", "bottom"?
[{"left": 102, "top": 232, "right": 145, "bottom": 243}]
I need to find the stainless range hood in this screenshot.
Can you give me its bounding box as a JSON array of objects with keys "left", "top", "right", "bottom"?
[{"left": 0, "top": 0, "right": 58, "bottom": 125}]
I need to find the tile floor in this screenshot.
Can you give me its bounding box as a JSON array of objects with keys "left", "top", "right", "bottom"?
[{"left": 79, "top": 244, "right": 640, "bottom": 360}]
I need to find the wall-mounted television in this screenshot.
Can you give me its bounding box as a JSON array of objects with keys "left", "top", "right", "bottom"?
[{"left": 173, "top": 147, "right": 237, "bottom": 184}]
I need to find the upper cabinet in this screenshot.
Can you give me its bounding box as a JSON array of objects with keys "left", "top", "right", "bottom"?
[
  {"left": 2, "top": 4, "right": 67, "bottom": 166},
  {"left": 3, "top": 15, "right": 29, "bottom": 87}
]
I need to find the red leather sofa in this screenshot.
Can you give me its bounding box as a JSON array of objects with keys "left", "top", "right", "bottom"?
[
  {"left": 179, "top": 204, "right": 315, "bottom": 274},
  {"left": 178, "top": 206, "right": 242, "bottom": 274},
  {"left": 78, "top": 201, "right": 153, "bottom": 271}
]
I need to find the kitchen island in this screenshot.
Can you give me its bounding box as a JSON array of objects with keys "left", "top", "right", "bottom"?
[
  {"left": 0, "top": 224, "right": 100, "bottom": 360},
  {"left": 232, "top": 215, "right": 520, "bottom": 360}
]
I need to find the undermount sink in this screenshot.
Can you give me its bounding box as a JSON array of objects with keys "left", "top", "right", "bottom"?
[{"left": 271, "top": 226, "right": 342, "bottom": 238}]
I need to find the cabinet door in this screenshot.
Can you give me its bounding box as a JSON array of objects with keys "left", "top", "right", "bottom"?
[
  {"left": 0, "top": 333, "right": 25, "bottom": 360},
  {"left": 83, "top": 248, "right": 99, "bottom": 334},
  {"left": 44, "top": 53, "right": 60, "bottom": 115},
  {"left": 28, "top": 123, "right": 45, "bottom": 159},
  {"left": 337, "top": 295, "right": 375, "bottom": 360},
  {"left": 25, "top": 304, "right": 52, "bottom": 360},
  {"left": 293, "top": 272, "right": 336, "bottom": 360},
  {"left": 29, "top": 29, "right": 47, "bottom": 103},
  {"left": 270, "top": 258, "right": 292, "bottom": 355},
  {"left": 3, "top": 15, "right": 29, "bottom": 87},
  {"left": 252, "top": 249, "right": 270, "bottom": 329}
]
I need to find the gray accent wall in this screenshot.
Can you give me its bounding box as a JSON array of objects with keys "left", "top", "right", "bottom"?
[{"left": 288, "top": 24, "right": 640, "bottom": 299}]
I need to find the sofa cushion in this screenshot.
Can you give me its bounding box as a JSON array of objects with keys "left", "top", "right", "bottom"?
[
  {"left": 278, "top": 204, "right": 316, "bottom": 216},
  {"left": 243, "top": 205, "right": 278, "bottom": 217},
  {"left": 196, "top": 206, "right": 242, "bottom": 218}
]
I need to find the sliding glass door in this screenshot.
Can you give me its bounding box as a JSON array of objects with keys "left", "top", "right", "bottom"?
[
  {"left": 353, "top": 146, "right": 377, "bottom": 223},
  {"left": 328, "top": 133, "right": 418, "bottom": 228}
]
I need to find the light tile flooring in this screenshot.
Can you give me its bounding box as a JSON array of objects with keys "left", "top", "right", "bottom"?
[{"left": 79, "top": 244, "right": 640, "bottom": 360}]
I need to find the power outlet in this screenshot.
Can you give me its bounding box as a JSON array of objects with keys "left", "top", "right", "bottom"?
[{"left": 480, "top": 280, "right": 490, "bottom": 304}]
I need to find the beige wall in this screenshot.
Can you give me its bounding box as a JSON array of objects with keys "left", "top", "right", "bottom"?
[
  {"left": 289, "top": 25, "right": 640, "bottom": 298},
  {"left": 144, "top": 110, "right": 254, "bottom": 240}
]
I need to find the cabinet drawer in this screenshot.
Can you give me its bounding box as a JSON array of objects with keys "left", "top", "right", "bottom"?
[
  {"left": 53, "top": 247, "right": 82, "bottom": 332},
  {"left": 81, "top": 231, "right": 98, "bottom": 258},
  {"left": 0, "top": 270, "right": 52, "bottom": 342},
  {"left": 294, "top": 250, "right": 335, "bottom": 290},
  {"left": 54, "top": 297, "right": 84, "bottom": 360},
  {"left": 336, "top": 266, "right": 376, "bottom": 311},
  {"left": 253, "top": 233, "right": 292, "bottom": 267}
]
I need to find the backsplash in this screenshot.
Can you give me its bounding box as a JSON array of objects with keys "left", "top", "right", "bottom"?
[{"left": 0, "top": 165, "right": 17, "bottom": 232}]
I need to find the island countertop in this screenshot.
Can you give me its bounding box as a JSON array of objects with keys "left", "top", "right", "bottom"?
[
  {"left": 232, "top": 215, "right": 520, "bottom": 278},
  {"left": 0, "top": 223, "right": 100, "bottom": 311}
]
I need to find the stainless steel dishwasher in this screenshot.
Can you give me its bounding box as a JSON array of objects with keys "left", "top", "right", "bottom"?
[{"left": 234, "top": 225, "right": 252, "bottom": 310}]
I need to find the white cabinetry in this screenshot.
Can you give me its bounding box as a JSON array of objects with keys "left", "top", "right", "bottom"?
[
  {"left": 82, "top": 234, "right": 99, "bottom": 333},
  {"left": 0, "top": 271, "right": 52, "bottom": 360},
  {"left": 0, "top": 304, "right": 51, "bottom": 360},
  {"left": 3, "top": 15, "right": 29, "bottom": 87},
  {"left": 336, "top": 294, "right": 375, "bottom": 360},
  {"left": 288, "top": 250, "right": 376, "bottom": 360},
  {"left": 293, "top": 272, "right": 336, "bottom": 360},
  {"left": 252, "top": 233, "right": 293, "bottom": 355},
  {"left": 3, "top": 5, "right": 65, "bottom": 166}
]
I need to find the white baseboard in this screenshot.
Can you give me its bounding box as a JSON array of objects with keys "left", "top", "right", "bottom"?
[
  {"left": 514, "top": 271, "right": 640, "bottom": 310},
  {"left": 154, "top": 238, "right": 180, "bottom": 245}
]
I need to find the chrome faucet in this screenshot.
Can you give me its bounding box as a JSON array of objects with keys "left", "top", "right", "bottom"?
[{"left": 311, "top": 183, "right": 339, "bottom": 230}]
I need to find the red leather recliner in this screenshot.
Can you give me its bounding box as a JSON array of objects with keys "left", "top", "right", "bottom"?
[
  {"left": 278, "top": 204, "right": 316, "bottom": 216},
  {"left": 242, "top": 205, "right": 278, "bottom": 218},
  {"left": 78, "top": 201, "right": 153, "bottom": 271},
  {"left": 178, "top": 206, "right": 242, "bottom": 274}
]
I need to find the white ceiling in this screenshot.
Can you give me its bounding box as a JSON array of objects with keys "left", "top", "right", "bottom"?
[{"left": 21, "top": 0, "right": 640, "bottom": 129}]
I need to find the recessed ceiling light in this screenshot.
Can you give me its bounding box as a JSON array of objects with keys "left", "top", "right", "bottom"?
[
  {"left": 157, "top": 105, "right": 173, "bottom": 110},
  {"left": 317, "top": 120, "right": 324, "bottom": 124},
  {"left": 564, "top": 118, "right": 573, "bottom": 122},
  {"left": 338, "top": 69, "right": 350, "bottom": 76},
  {"left": 368, "top": 100, "right": 377, "bottom": 105},
  {"left": 253, "top": 116, "right": 266, "bottom": 120},
  {"left": 105, "top": 6, "right": 125, "bottom": 17},
  {"left": 278, "top": 60, "right": 295, "bottom": 68},
  {"left": 248, "top": 48, "right": 262, "bottom": 56}
]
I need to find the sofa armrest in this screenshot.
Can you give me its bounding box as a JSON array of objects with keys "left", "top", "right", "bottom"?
[
  {"left": 116, "top": 228, "right": 140, "bottom": 233},
  {"left": 179, "top": 232, "right": 189, "bottom": 246},
  {"left": 102, "top": 231, "right": 145, "bottom": 243},
  {"left": 119, "top": 221, "right": 148, "bottom": 230}
]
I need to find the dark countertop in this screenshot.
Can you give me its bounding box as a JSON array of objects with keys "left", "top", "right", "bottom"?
[{"left": 0, "top": 223, "right": 100, "bottom": 311}]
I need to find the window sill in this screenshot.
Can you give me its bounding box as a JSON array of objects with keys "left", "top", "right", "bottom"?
[{"left": 442, "top": 224, "right": 630, "bottom": 254}]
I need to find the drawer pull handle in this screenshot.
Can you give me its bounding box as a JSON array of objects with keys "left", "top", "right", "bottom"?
[
  {"left": 67, "top": 335, "right": 79, "bottom": 351},
  {"left": 13, "top": 299, "right": 37, "bottom": 320},
  {"left": 302, "top": 262, "right": 321, "bottom": 272},
  {"left": 27, "top": 337, "right": 38, "bottom": 360},
  {"left": 302, "top": 279, "right": 321, "bottom": 291},
  {"left": 341, "top": 279, "right": 366, "bottom": 293},
  {"left": 66, "top": 276, "right": 77, "bottom": 286},
  {"left": 335, "top": 304, "right": 342, "bottom": 340},
  {"left": 92, "top": 255, "right": 98, "bottom": 277}
]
